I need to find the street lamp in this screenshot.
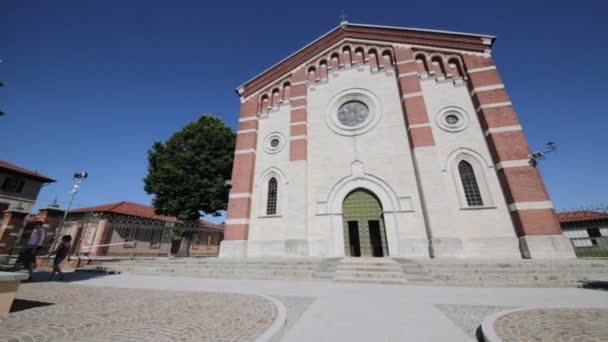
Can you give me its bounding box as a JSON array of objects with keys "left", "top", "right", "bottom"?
[{"left": 51, "top": 171, "right": 88, "bottom": 251}]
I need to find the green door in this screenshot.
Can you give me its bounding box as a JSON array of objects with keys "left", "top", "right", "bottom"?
[{"left": 342, "top": 189, "right": 388, "bottom": 257}]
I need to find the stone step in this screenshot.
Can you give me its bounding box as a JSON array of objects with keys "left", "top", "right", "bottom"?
[
  {"left": 114, "top": 263, "right": 327, "bottom": 271},
  {"left": 312, "top": 271, "right": 335, "bottom": 279},
  {"left": 110, "top": 269, "right": 319, "bottom": 281},
  {"left": 421, "top": 262, "right": 608, "bottom": 270},
  {"left": 335, "top": 265, "right": 404, "bottom": 272},
  {"left": 334, "top": 277, "right": 408, "bottom": 285},
  {"left": 334, "top": 270, "right": 407, "bottom": 280}
]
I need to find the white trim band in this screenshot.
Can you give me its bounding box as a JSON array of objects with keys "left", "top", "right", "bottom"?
[
  {"left": 238, "top": 116, "right": 258, "bottom": 123},
  {"left": 290, "top": 135, "right": 307, "bottom": 141},
  {"left": 496, "top": 159, "right": 530, "bottom": 170},
  {"left": 290, "top": 121, "right": 306, "bottom": 126},
  {"left": 408, "top": 123, "right": 431, "bottom": 130},
  {"left": 291, "top": 105, "right": 306, "bottom": 111},
  {"left": 402, "top": 92, "right": 423, "bottom": 100},
  {"left": 467, "top": 65, "right": 496, "bottom": 74},
  {"left": 290, "top": 95, "right": 306, "bottom": 101},
  {"left": 235, "top": 149, "right": 256, "bottom": 155},
  {"left": 237, "top": 129, "right": 257, "bottom": 134},
  {"left": 470, "top": 84, "right": 504, "bottom": 96},
  {"left": 476, "top": 101, "right": 512, "bottom": 112},
  {"left": 484, "top": 125, "right": 522, "bottom": 136},
  {"left": 226, "top": 219, "right": 250, "bottom": 225},
  {"left": 229, "top": 192, "right": 252, "bottom": 199},
  {"left": 509, "top": 201, "right": 553, "bottom": 211},
  {"left": 291, "top": 81, "right": 307, "bottom": 86},
  {"left": 397, "top": 59, "right": 415, "bottom": 65},
  {"left": 399, "top": 71, "right": 418, "bottom": 78}
]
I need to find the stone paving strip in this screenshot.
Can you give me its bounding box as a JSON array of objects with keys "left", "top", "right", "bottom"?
[
  {"left": 0, "top": 282, "right": 278, "bottom": 342},
  {"left": 482, "top": 307, "right": 608, "bottom": 342}
]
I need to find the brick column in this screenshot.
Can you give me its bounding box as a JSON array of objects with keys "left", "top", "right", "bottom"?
[
  {"left": 220, "top": 96, "right": 259, "bottom": 257},
  {"left": 463, "top": 54, "right": 575, "bottom": 258},
  {"left": 289, "top": 68, "right": 308, "bottom": 162}
]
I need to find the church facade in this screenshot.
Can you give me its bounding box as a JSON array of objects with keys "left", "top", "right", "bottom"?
[{"left": 220, "top": 23, "right": 575, "bottom": 259}]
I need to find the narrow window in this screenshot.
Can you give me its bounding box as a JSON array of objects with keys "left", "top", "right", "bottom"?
[
  {"left": 266, "top": 177, "right": 278, "bottom": 215},
  {"left": 459, "top": 161, "right": 483, "bottom": 206}
]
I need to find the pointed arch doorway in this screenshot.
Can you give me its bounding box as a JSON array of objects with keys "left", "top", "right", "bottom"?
[{"left": 342, "top": 188, "right": 388, "bottom": 257}]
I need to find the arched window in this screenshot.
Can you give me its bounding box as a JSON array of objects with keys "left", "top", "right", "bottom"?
[
  {"left": 266, "top": 177, "right": 278, "bottom": 215},
  {"left": 458, "top": 161, "right": 483, "bottom": 206}
]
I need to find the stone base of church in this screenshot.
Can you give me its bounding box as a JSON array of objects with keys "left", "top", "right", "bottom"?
[
  {"left": 218, "top": 240, "right": 248, "bottom": 258},
  {"left": 220, "top": 237, "right": 533, "bottom": 258},
  {"left": 431, "top": 236, "right": 522, "bottom": 258},
  {"left": 399, "top": 238, "right": 431, "bottom": 258},
  {"left": 519, "top": 235, "right": 576, "bottom": 259},
  {"left": 219, "top": 239, "right": 314, "bottom": 257}
]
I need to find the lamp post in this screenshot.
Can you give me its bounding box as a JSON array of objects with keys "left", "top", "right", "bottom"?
[{"left": 50, "top": 172, "right": 88, "bottom": 252}]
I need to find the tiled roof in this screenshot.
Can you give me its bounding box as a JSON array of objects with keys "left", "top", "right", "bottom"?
[
  {"left": 0, "top": 160, "right": 55, "bottom": 182},
  {"left": 557, "top": 210, "right": 608, "bottom": 223},
  {"left": 68, "top": 201, "right": 223, "bottom": 230}
]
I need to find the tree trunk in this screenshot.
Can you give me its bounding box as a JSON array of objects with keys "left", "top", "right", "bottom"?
[{"left": 176, "top": 236, "right": 191, "bottom": 257}]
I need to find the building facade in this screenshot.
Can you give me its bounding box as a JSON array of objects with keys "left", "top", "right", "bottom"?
[
  {"left": 0, "top": 160, "right": 55, "bottom": 254},
  {"left": 559, "top": 210, "right": 608, "bottom": 257},
  {"left": 220, "top": 23, "right": 575, "bottom": 259}
]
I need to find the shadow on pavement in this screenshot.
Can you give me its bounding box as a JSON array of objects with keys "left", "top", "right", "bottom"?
[
  {"left": 9, "top": 298, "right": 54, "bottom": 313},
  {"left": 4, "top": 269, "right": 114, "bottom": 284},
  {"left": 580, "top": 280, "right": 608, "bottom": 291}
]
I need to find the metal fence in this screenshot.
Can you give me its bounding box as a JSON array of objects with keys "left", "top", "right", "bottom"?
[{"left": 557, "top": 205, "right": 608, "bottom": 258}]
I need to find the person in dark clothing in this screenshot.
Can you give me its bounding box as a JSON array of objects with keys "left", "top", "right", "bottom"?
[
  {"left": 49, "top": 235, "right": 72, "bottom": 281},
  {"left": 13, "top": 221, "right": 46, "bottom": 281}
]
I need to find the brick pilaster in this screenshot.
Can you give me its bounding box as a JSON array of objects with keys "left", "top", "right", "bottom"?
[
  {"left": 463, "top": 54, "right": 561, "bottom": 237},
  {"left": 289, "top": 67, "right": 308, "bottom": 161},
  {"left": 224, "top": 97, "right": 259, "bottom": 240},
  {"left": 394, "top": 47, "right": 435, "bottom": 148}
]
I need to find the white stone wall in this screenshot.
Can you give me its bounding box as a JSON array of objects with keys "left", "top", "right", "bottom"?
[
  {"left": 249, "top": 104, "right": 292, "bottom": 243},
  {"left": 307, "top": 67, "right": 427, "bottom": 257},
  {"left": 418, "top": 77, "right": 520, "bottom": 258}
]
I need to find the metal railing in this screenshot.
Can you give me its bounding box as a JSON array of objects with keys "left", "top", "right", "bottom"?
[{"left": 557, "top": 204, "right": 608, "bottom": 258}]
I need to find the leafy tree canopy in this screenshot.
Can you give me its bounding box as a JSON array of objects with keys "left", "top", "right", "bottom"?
[{"left": 144, "top": 114, "right": 236, "bottom": 221}]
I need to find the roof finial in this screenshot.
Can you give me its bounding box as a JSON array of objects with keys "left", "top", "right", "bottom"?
[{"left": 340, "top": 10, "right": 348, "bottom": 25}]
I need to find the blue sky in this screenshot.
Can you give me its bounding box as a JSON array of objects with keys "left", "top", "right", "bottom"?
[{"left": 1, "top": 0, "right": 606, "bottom": 222}]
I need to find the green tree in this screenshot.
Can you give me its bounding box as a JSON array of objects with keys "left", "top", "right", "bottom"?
[
  {"left": 144, "top": 114, "right": 235, "bottom": 256},
  {"left": 144, "top": 114, "right": 236, "bottom": 220}
]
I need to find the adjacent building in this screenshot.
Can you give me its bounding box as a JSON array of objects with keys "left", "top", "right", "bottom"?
[
  {"left": 59, "top": 201, "right": 224, "bottom": 257},
  {"left": 220, "top": 22, "right": 575, "bottom": 259},
  {"left": 559, "top": 210, "right": 608, "bottom": 257},
  {"left": 0, "top": 160, "right": 55, "bottom": 254}
]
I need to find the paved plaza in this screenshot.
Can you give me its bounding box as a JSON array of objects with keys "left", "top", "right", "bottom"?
[
  {"left": 489, "top": 308, "right": 608, "bottom": 342},
  {"left": 1, "top": 271, "right": 608, "bottom": 341},
  {"left": 0, "top": 277, "right": 277, "bottom": 342}
]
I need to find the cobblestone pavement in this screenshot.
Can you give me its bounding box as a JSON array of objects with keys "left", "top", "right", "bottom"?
[
  {"left": 492, "top": 308, "right": 608, "bottom": 342},
  {"left": 0, "top": 282, "right": 277, "bottom": 342},
  {"left": 435, "top": 304, "right": 514, "bottom": 338}
]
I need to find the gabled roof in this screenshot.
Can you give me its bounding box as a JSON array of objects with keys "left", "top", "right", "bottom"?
[
  {"left": 557, "top": 211, "right": 608, "bottom": 223},
  {"left": 237, "top": 22, "right": 495, "bottom": 97},
  {"left": 0, "top": 160, "right": 55, "bottom": 183},
  {"left": 68, "top": 201, "right": 224, "bottom": 230}
]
